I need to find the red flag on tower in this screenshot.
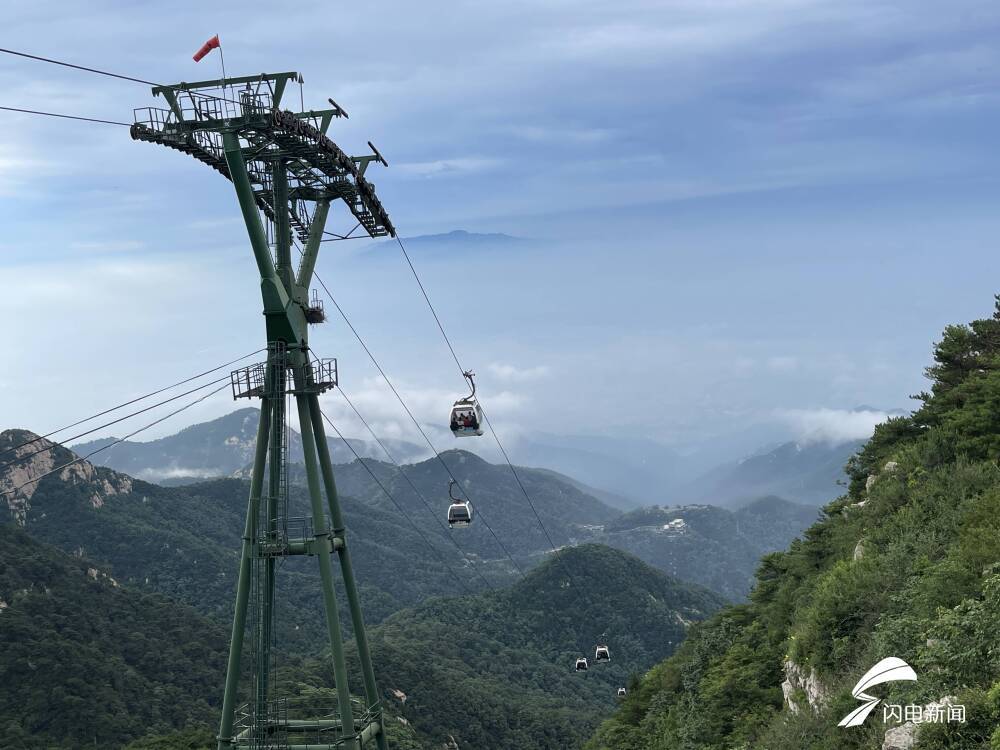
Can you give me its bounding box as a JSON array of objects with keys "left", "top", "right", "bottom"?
[{"left": 193, "top": 35, "right": 221, "bottom": 62}]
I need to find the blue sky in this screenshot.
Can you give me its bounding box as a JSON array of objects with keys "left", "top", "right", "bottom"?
[{"left": 3, "top": 0, "right": 1000, "bottom": 457}]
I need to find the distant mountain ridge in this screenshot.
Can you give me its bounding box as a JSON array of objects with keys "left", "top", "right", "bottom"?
[
  {"left": 333, "top": 451, "right": 817, "bottom": 600},
  {"left": 73, "top": 408, "right": 867, "bottom": 511},
  {"left": 72, "top": 407, "right": 427, "bottom": 483},
  {"left": 510, "top": 433, "right": 687, "bottom": 508},
  {"left": 0, "top": 430, "right": 503, "bottom": 639},
  {"left": 685, "top": 438, "right": 863, "bottom": 508},
  {"left": 0, "top": 430, "right": 624, "bottom": 630},
  {"left": 512, "top": 430, "right": 867, "bottom": 510},
  {"left": 593, "top": 497, "right": 818, "bottom": 599},
  {"left": 2, "top": 424, "right": 816, "bottom": 610}
]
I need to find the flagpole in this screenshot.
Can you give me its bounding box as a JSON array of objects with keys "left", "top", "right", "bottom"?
[{"left": 218, "top": 42, "right": 227, "bottom": 87}]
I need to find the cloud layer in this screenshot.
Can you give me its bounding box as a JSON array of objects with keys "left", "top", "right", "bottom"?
[{"left": 776, "top": 408, "right": 893, "bottom": 445}]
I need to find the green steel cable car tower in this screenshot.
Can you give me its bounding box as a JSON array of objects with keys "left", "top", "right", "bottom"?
[{"left": 132, "top": 72, "right": 395, "bottom": 750}]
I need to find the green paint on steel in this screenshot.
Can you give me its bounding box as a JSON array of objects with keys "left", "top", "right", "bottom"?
[{"left": 132, "top": 72, "right": 393, "bottom": 750}]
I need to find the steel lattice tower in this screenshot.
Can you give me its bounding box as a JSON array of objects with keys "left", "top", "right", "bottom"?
[{"left": 132, "top": 72, "right": 395, "bottom": 750}]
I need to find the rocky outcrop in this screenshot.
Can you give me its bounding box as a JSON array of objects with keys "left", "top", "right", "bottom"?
[
  {"left": 781, "top": 659, "right": 830, "bottom": 714},
  {"left": 56, "top": 459, "right": 132, "bottom": 509},
  {"left": 0, "top": 432, "right": 59, "bottom": 524},
  {"left": 867, "top": 460, "right": 900, "bottom": 495},
  {"left": 883, "top": 722, "right": 918, "bottom": 750},
  {"left": 853, "top": 540, "right": 865, "bottom": 560},
  {"left": 0, "top": 429, "right": 133, "bottom": 524}
]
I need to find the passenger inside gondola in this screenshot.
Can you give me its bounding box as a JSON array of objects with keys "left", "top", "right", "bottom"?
[
  {"left": 450, "top": 386, "right": 484, "bottom": 436},
  {"left": 452, "top": 408, "right": 477, "bottom": 430}
]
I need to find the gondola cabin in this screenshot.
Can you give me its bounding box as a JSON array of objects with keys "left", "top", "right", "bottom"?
[
  {"left": 575, "top": 657, "right": 589, "bottom": 672},
  {"left": 447, "top": 500, "right": 473, "bottom": 528},
  {"left": 447, "top": 479, "right": 473, "bottom": 527},
  {"left": 595, "top": 645, "right": 611, "bottom": 663},
  {"left": 450, "top": 370, "right": 485, "bottom": 437},
  {"left": 450, "top": 399, "right": 484, "bottom": 437},
  {"left": 617, "top": 687, "right": 627, "bottom": 697}
]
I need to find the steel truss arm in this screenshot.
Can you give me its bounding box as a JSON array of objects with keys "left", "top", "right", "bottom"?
[{"left": 297, "top": 200, "right": 330, "bottom": 290}]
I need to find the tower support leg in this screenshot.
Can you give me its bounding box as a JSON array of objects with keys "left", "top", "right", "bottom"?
[
  {"left": 293, "top": 382, "right": 359, "bottom": 750},
  {"left": 257, "top": 387, "right": 284, "bottom": 715},
  {"left": 308, "top": 395, "right": 388, "bottom": 749},
  {"left": 217, "top": 400, "right": 272, "bottom": 750}
]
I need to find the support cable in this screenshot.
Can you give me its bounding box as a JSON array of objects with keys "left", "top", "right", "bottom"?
[
  {"left": 0, "top": 349, "right": 265, "bottom": 462},
  {"left": 0, "top": 374, "right": 232, "bottom": 472},
  {"left": 394, "top": 233, "right": 604, "bottom": 675},
  {"left": 0, "top": 105, "right": 129, "bottom": 126},
  {"left": 318, "top": 406, "right": 478, "bottom": 595},
  {"left": 394, "top": 236, "right": 465, "bottom": 375},
  {"left": 330, "top": 388, "right": 494, "bottom": 590},
  {"left": 288, "top": 233, "right": 524, "bottom": 579},
  {"left": 0, "top": 47, "right": 247, "bottom": 109},
  {"left": 393, "top": 235, "right": 563, "bottom": 554},
  {"left": 310, "top": 271, "right": 525, "bottom": 579},
  {"left": 0, "top": 383, "right": 230, "bottom": 498},
  {"left": 0, "top": 47, "right": 169, "bottom": 88}
]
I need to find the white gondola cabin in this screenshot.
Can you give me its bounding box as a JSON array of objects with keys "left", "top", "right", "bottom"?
[
  {"left": 448, "top": 501, "right": 473, "bottom": 527},
  {"left": 450, "top": 370, "right": 484, "bottom": 437},
  {"left": 575, "top": 657, "right": 589, "bottom": 672},
  {"left": 617, "top": 687, "right": 627, "bottom": 697},
  {"left": 447, "top": 479, "right": 473, "bottom": 528},
  {"left": 595, "top": 645, "right": 611, "bottom": 663}
]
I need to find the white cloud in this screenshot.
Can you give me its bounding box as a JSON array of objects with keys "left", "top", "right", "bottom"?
[
  {"left": 0, "top": 141, "right": 63, "bottom": 196},
  {"left": 394, "top": 157, "right": 504, "bottom": 178},
  {"left": 776, "top": 408, "right": 891, "bottom": 445},
  {"left": 507, "top": 125, "right": 615, "bottom": 144},
  {"left": 314, "top": 374, "right": 527, "bottom": 457},
  {"left": 487, "top": 362, "right": 551, "bottom": 382},
  {"left": 766, "top": 355, "right": 799, "bottom": 372}
]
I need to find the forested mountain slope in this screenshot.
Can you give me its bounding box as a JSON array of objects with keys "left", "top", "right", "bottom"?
[
  {"left": 595, "top": 497, "right": 818, "bottom": 600},
  {"left": 587, "top": 299, "right": 1000, "bottom": 750},
  {"left": 0, "top": 525, "right": 228, "bottom": 749},
  {"left": 0, "top": 434, "right": 625, "bottom": 627},
  {"left": 334, "top": 448, "right": 619, "bottom": 553},
  {"left": 361, "top": 544, "right": 725, "bottom": 749},
  {"left": 0, "top": 528, "right": 718, "bottom": 749},
  {"left": 0, "top": 438, "right": 487, "bottom": 644},
  {"left": 0, "top": 426, "right": 810, "bottom": 631},
  {"left": 0, "top": 526, "right": 425, "bottom": 750}
]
